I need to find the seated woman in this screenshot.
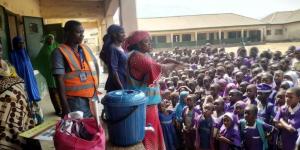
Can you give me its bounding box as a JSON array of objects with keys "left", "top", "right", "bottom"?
[{"left": 0, "top": 41, "right": 37, "bottom": 149}]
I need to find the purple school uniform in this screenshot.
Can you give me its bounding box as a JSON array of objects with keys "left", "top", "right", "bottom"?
[
  {"left": 219, "top": 125, "right": 241, "bottom": 150},
  {"left": 274, "top": 105, "right": 300, "bottom": 150},
  {"left": 245, "top": 98, "right": 258, "bottom": 105},
  {"left": 225, "top": 103, "right": 235, "bottom": 113},
  {"left": 243, "top": 75, "right": 251, "bottom": 82},
  {"left": 257, "top": 102, "right": 275, "bottom": 124},
  {"left": 241, "top": 121, "right": 274, "bottom": 150},
  {"left": 268, "top": 90, "right": 277, "bottom": 104}
]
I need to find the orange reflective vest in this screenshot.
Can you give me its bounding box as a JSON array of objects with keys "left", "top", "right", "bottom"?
[{"left": 58, "top": 44, "right": 98, "bottom": 98}]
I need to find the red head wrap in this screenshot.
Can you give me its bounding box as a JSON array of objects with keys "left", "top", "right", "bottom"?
[{"left": 123, "top": 30, "right": 150, "bottom": 51}]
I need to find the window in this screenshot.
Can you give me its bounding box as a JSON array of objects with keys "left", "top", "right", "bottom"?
[
  {"left": 156, "top": 36, "right": 166, "bottom": 43},
  {"left": 266, "top": 30, "right": 271, "bottom": 35},
  {"left": 173, "top": 35, "right": 180, "bottom": 42},
  {"left": 228, "top": 31, "right": 241, "bottom": 39},
  {"left": 197, "top": 33, "right": 206, "bottom": 40},
  {"left": 29, "top": 23, "right": 38, "bottom": 33},
  {"left": 182, "top": 34, "right": 191, "bottom": 42},
  {"left": 221, "top": 32, "right": 224, "bottom": 39},
  {"left": 243, "top": 31, "right": 247, "bottom": 37},
  {"left": 275, "top": 29, "right": 283, "bottom": 35}
]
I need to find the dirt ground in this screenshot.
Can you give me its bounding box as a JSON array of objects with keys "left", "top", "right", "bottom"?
[{"left": 225, "top": 41, "right": 300, "bottom": 54}]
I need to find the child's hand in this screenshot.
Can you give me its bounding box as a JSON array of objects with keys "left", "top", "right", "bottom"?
[{"left": 287, "top": 125, "right": 296, "bottom": 132}]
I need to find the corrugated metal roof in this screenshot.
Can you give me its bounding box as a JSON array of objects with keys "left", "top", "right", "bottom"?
[
  {"left": 262, "top": 9, "right": 300, "bottom": 24},
  {"left": 138, "top": 13, "right": 265, "bottom": 31}
]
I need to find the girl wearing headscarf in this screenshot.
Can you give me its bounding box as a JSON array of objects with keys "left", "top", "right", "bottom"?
[
  {"left": 100, "top": 24, "right": 127, "bottom": 92},
  {"left": 283, "top": 70, "right": 299, "bottom": 87},
  {"left": 124, "top": 30, "right": 184, "bottom": 150},
  {"left": 34, "top": 34, "right": 61, "bottom": 115},
  {"left": 9, "top": 36, "right": 41, "bottom": 102},
  {"left": 216, "top": 112, "right": 241, "bottom": 150},
  {"left": 174, "top": 91, "right": 189, "bottom": 122},
  {"left": 9, "top": 36, "right": 43, "bottom": 124}
]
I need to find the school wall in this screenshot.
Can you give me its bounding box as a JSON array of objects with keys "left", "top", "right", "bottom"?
[
  {"left": 149, "top": 25, "right": 265, "bottom": 42},
  {"left": 285, "top": 22, "right": 300, "bottom": 41},
  {"left": 0, "top": 0, "right": 41, "bottom": 16},
  {"left": 265, "top": 24, "right": 286, "bottom": 42}
]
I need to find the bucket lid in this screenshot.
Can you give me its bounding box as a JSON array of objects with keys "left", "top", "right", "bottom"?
[{"left": 101, "top": 90, "right": 147, "bottom": 107}]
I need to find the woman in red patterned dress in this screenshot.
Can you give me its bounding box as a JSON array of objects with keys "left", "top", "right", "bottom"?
[{"left": 124, "top": 31, "right": 185, "bottom": 150}]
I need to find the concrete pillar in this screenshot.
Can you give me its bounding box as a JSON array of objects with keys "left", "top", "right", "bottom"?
[
  {"left": 195, "top": 32, "right": 198, "bottom": 46},
  {"left": 241, "top": 29, "right": 244, "bottom": 38},
  {"left": 206, "top": 33, "right": 209, "bottom": 40},
  {"left": 260, "top": 29, "right": 264, "bottom": 42},
  {"left": 179, "top": 34, "right": 182, "bottom": 42},
  {"left": 218, "top": 30, "right": 222, "bottom": 44},
  {"left": 105, "top": 16, "right": 114, "bottom": 27},
  {"left": 170, "top": 33, "right": 174, "bottom": 47},
  {"left": 119, "top": 0, "right": 138, "bottom": 35}
]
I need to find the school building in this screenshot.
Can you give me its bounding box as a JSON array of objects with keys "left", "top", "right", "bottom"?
[
  {"left": 263, "top": 9, "right": 300, "bottom": 42},
  {"left": 138, "top": 9, "right": 300, "bottom": 49},
  {"left": 0, "top": 0, "right": 138, "bottom": 60}
]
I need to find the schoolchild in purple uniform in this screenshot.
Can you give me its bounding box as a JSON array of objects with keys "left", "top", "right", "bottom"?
[
  {"left": 216, "top": 112, "right": 241, "bottom": 150},
  {"left": 234, "top": 72, "right": 244, "bottom": 88},
  {"left": 274, "top": 70, "right": 284, "bottom": 91},
  {"left": 274, "top": 90, "right": 286, "bottom": 112},
  {"left": 226, "top": 89, "right": 243, "bottom": 113},
  {"left": 209, "top": 83, "right": 223, "bottom": 101},
  {"left": 273, "top": 89, "right": 286, "bottom": 150},
  {"left": 261, "top": 73, "right": 277, "bottom": 104},
  {"left": 158, "top": 101, "right": 178, "bottom": 150},
  {"left": 234, "top": 101, "right": 246, "bottom": 121},
  {"left": 240, "top": 104, "right": 276, "bottom": 150},
  {"left": 239, "top": 81, "right": 249, "bottom": 101},
  {"left": 213, "top": 98, "right": 225, "bottom": 127},
  {"left": 240, "top": 65, "right": 251, "bottom": 82},
  {"left": 245, "top": 84, "right": 257, "bottom": 105},
  {"left": 194, "top": 103, "right": 215, "bottom": 150},
  {"left": 256, "top": 83, "right": 276, "bottom": 124},
  {"left": 182, "top": 95, "right": 196, "bottom": 150},
  {"left": 274, "top": 87, "right": 300, "bottom": 150}
]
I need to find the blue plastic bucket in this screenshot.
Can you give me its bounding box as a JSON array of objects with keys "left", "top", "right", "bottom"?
[{"left": 101, "top": 90, "right": 147, "bottom": 146}]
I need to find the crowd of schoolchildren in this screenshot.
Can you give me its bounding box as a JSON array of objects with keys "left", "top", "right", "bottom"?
[{"left": 152, "top": 44, "right": 300, "bottom": 150}]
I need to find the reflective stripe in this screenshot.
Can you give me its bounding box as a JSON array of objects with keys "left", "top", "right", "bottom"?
[
  {"left": 64, "top": 71, "right": 97, "bottom": 80},
  {"left": 60, "top": 45, "right": 80, "bottom": 70},
  {"left": 91, "top": 71, "right": 97, "bottom": 76},
  {"left": 82, "top": 45, "right": 94, "bottom": 56},
  {"left": 65, "top": 83, "right": 94, "bottom": 91}
]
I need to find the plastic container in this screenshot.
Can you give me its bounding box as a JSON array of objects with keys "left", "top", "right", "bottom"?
[{"left": 101, "top": 90, "right": 147, "bottom": 146}]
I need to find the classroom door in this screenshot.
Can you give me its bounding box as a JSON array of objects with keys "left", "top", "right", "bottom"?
[
  {"left": 23, "top": 16, "right": 44, "bottom": 59},
  {"left": 44, "top": 23, "right": 63, "bottom": 44},
  {"left": 0, "top": 7, "right": 9, "bottom": 60},
  {"left": 7, "top": 13, "right": 18, "bottom": 46}
]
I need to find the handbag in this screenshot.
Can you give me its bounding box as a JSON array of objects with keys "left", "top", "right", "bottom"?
[{"left": 53, "top": 118, "right": 105, "bottom": 150}]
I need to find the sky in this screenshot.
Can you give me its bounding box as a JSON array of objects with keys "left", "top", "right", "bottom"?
[{"left": 136, "top": 0, "right": 300, "bottom": 19}]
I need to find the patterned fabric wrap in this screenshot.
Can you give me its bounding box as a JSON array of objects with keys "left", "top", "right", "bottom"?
[{"left": 0, "top": 77, "right": 35, "bottom": 150}]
